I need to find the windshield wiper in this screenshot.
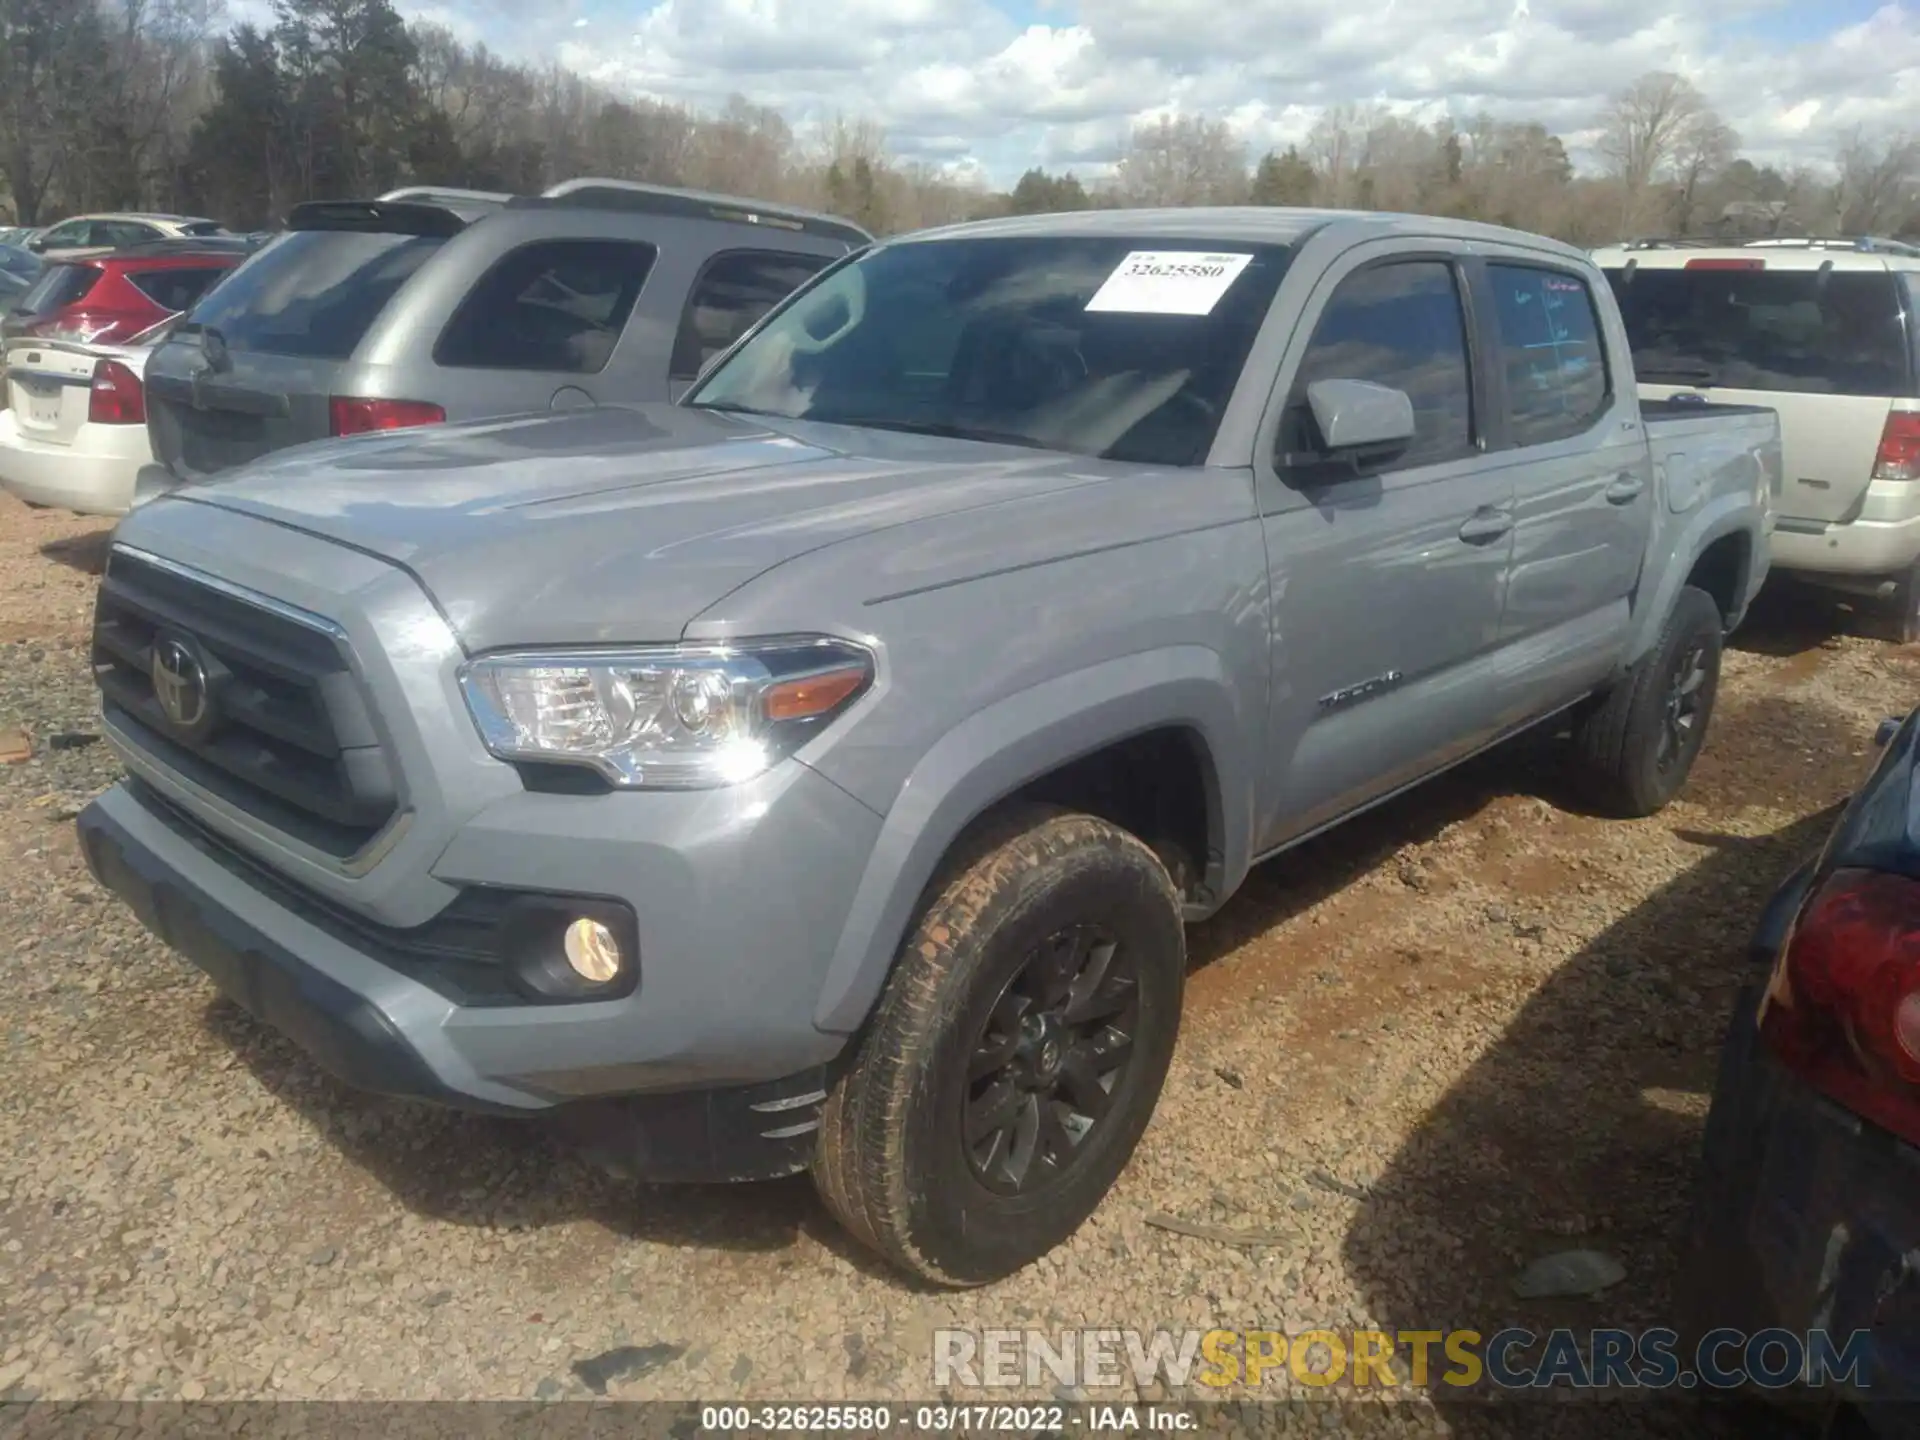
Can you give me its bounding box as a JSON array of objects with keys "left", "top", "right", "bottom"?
[
  {"left": 819, "top": 416, "right": 1052, "bottom": 451},
  {"left": 686, "top": 398, "right": 774, "bottom": 418}
]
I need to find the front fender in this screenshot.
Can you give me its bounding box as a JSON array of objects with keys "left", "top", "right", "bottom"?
[{"left": 809, "top": 645, "right": 1252, "bottom": 1034}]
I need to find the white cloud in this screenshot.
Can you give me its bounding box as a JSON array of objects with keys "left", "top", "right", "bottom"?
[{"left": 476, "top": 0, "right": 1916, "bottom": 183}]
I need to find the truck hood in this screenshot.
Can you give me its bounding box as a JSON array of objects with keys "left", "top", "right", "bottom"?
[{"left": 168, "top": 403, "right": 1108, "bottom": 650}]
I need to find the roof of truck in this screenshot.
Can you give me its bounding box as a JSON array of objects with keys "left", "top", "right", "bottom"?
[{"left": 902, "top": 206, "right": 1593, "bottom": 262}]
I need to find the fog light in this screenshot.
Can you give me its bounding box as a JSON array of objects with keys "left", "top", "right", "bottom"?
[{"left": 563, "top": 917, "right": 622, "bottom": 983}]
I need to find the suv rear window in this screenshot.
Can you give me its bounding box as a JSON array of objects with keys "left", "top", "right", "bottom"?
[
  {"left": 11, "top": 263, "right": 98, "bottom": 317},
  {"left": 128, "top": 267, "right": 230, "bottom": 314},
  {"left": 1604, "top": 266, "right": 1915, "bottom": 398},
  {"left": 434, "top": 238, "right": 655, "bottom": 373},
  {"left": 184, "top": 229, "right": 444, "bottom": 360}
]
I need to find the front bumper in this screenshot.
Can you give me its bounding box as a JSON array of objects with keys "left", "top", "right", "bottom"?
[
  {"left": 1680, "top": 985, "right": 1920, "bottom": 1426},
  {"left": 78, "top": 777, "right": 869, "bottom": 1178}
]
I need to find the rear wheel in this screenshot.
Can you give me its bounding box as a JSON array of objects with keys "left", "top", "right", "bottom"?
[
  {"left": 1572, "top": 585, "right": 1724, "bottom": 817},
  {"left": 813, "top": 806, "right": 1184, "bottom": 1286}
]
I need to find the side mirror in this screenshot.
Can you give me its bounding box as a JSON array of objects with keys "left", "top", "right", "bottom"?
[
  {"left": 25, "top": 237, "right": 45, "bottom": 254},
  {"left": 1306, "top": 378, "right": 1416, "bottom": 454}
]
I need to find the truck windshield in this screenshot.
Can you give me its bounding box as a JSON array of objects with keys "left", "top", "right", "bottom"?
[
  {"left": 687, "top": 235, "right": 1292, "bottom": 466},
  {"left": 1604, "top": 266, "right": 1914, "bottom": 398}
]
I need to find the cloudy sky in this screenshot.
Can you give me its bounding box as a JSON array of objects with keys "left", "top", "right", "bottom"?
[{"left": 317, "top": 0, "right": 1920, "bottom": 183}]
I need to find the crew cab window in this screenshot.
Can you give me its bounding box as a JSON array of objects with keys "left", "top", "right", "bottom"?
[
  {"left": 1487, "top": 264, "right": 1610, "bottom": 444},
  {"left": 436, "top": 239, "right": 655, "bottom": 374},
  {"left": 1287, "top": 260, "right": 1474, "bottom": 466},
  {"left": 670, "top": 250, "right": 832, "bottom": 381}
]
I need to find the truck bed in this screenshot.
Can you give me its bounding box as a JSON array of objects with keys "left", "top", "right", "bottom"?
[{"left": 1640, "top": 395, "right": 1777, "bottom": 425}]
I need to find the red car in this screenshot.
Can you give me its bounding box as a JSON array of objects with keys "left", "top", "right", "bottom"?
[{"left": 2, "top": 239, "right": 256, "bottom": 348}]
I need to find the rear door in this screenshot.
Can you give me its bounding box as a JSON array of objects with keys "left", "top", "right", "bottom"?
[
  {"left": 665, "top": 250, "right": 837, "bottom": 401},
  {"left": 6, "top": 342, "right": 99, "bottom": 447},
  {"left": 1605, "top": 260, "right": 1913, "bottom": 525},
  {"left": 427, "top": 237, "right": 658, "bottom": 414},
  {"left": 144, "top": 212, "right": 453, "bottom": 481},
  {"left": 1484, "top": 259, "right": 1649, "bottom": 645}
]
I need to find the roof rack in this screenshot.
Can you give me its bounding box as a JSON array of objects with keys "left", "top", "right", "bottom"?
[
  {"left": 286, "top": 199, "right": 471, "bottom": 239},
  {"left": 1741, "top": 236, "right": 1920, "bottom": 255},
  {"left": 529, "top": 178, "right": 872, "bottom": 246},
  {"left": 1616, "top": 238, "right": 1722, "bottom": 250}
]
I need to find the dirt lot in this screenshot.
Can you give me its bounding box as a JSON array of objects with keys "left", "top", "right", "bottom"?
[{"left": 0, "top": 491, "right": 1914, "bottom": 1429}]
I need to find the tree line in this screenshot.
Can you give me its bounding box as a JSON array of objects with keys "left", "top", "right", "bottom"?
[{"left": 2, "top": 0, "right": 1916, "bottom": 245}]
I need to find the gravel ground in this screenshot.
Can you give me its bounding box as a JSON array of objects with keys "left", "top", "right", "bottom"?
[{"left": 1, "top": 490, "right": 1914, "bottom": 1434}]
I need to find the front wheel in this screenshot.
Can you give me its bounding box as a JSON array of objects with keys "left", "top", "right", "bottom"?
[
  {"left": 813, "top": 806, "right": 1185, "bottom": 1286},
  {"left": 1571, "top": 584, "right": 1724, "bottom": 818}
]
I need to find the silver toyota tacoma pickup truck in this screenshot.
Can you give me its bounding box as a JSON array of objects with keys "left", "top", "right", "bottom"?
[{"left": 77, "top": 208, "right": 1781, "bottom": 1285}]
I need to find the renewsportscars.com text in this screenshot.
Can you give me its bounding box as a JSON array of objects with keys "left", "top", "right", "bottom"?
[{"left": 933, "top": 1326, "right": 1873, "bottom": 1392}]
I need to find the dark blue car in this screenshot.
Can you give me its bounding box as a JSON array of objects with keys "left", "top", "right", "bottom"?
[{"left": 1684, "top": 707, "right": 1920, "bottom": 1436}]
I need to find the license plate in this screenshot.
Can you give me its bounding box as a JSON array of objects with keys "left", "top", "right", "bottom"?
[{"left": 23, "top": 390, "right": 61, "bottom": 427}]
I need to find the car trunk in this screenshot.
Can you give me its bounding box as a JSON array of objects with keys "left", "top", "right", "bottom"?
[
  {"left": 143, "top": 213, "right": 453, "bottom": 482},
  {"left": 146, "top": 346, "right": 351, "bottom": 481},
  {"left": 1605, "top": 264, "right": 1915, "bottom": 526},
  {"left": 5, "top": 340, "right": 104, "bottom": 446}
]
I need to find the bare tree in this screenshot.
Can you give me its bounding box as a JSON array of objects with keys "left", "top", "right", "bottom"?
[
  {"left": 1597, "top": 71, "right": 1733, "bottom": 232},
  {"left": 1668, "top": 113, "right": 1738, "bottom": 235},
  {"left": 1116, "top": 114, "right": 1246, "bottom": 207},
  {"left": 1835, "top": 128, "right": 1920, "bottom": 236}
]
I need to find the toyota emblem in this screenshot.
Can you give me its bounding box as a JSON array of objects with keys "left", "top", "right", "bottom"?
[{"left": 151, "top": 634, "right": 212, "bottom": 733}]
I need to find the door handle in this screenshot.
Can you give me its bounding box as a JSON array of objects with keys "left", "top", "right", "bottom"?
[
  {"left": 1458, "top": 509, "right": 1513, "bottom": 545},
  {"left": 1605, "top": 472, "right": 1645, "bottom": 504}
]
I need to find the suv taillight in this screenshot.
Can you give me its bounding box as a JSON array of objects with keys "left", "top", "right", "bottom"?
[
  {"left": 1873, "top": 413, "right": 1920, "bottom": 483},
  {"left": 1760, "top": 868, "right": 1920, "bottom": 1144},
  {"left": 329, "top": 396, "right": 445, "bottom": 437},
  {"left": 87, "top": 360, "right": 145, "bottom": 425}
]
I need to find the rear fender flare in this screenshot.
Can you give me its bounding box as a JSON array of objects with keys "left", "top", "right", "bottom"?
[{"left": 1628, "top": 496, "right": 1759, "bottom": 664}]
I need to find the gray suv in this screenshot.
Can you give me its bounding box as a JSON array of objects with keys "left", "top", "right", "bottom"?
[{"left": 138, "top": 179, "right": 869, "bottom": 488}]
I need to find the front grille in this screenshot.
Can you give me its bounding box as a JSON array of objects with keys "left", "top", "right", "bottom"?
[
  {"left": 93, "top": 547, "right": 399, "bottom": 858},
  {"left": 129, "top": 778, "right": 520, "bottom": 1006}
]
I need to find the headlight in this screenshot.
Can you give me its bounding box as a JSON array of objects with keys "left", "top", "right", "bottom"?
[{"left": 458, "top": 636, "right": 874, "bottom": 789}]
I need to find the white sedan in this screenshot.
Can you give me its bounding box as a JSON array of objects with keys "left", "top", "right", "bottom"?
[{"left": 0, "top": 336, "right": 154, "bottom": 516}]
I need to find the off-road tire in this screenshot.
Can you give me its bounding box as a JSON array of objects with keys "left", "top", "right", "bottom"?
[
  {"left": 813, "top": 805, "right": 1185, "bottom": 1286},
  {"left": 1572, "top": 584, "right": 1724, "bottom": 818}
]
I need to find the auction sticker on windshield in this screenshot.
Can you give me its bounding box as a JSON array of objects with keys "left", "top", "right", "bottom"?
[{"left": 1086, "top": 251, "right": 1255, "bottom": 316}]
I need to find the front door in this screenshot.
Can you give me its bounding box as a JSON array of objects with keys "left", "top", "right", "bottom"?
[{"left": 1254, "top": 247, "right": 1517, "bottom": 850}]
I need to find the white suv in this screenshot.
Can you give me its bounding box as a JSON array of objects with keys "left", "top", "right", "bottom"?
[{"left": 1592, "top": 238, "right": 1920, "bottom": 637}]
